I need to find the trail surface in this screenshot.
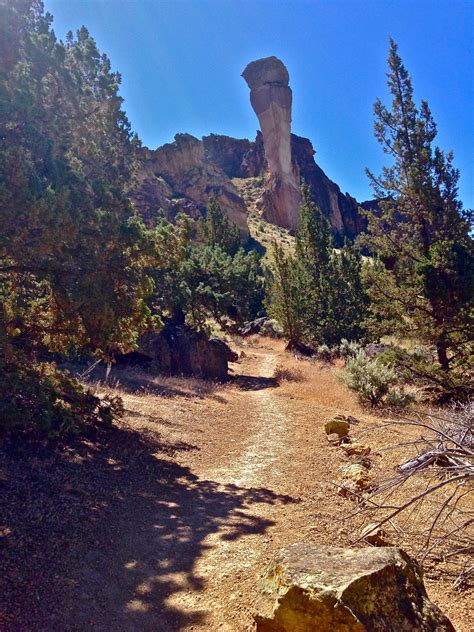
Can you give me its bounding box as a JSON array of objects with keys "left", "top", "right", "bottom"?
[{"left": 1, "top": 340, "right": 470, "bottom": 631}]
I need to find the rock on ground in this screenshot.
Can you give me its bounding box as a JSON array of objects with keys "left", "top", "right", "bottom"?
[
  {"left": 136, "top": 323, "right": 238, "bottom": 380},
  {"left": 254, "top": 544, "right": 455, "bottom": 632},
  {"left": 324, "top": 418, "right": 350, "bottom": 438}
]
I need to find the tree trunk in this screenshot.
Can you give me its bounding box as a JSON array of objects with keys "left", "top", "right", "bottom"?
[{"left": 436, "top": 336, "right": 450, "bottom": 372}]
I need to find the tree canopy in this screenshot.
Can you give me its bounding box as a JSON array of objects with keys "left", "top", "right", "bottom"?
[{"left": 0, "top": 0, "right": 155, "bottom": 431}]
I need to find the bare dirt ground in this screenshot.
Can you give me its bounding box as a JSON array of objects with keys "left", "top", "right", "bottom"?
[{"left": 1, "top": 337, "right": 472, "bottom": 631}]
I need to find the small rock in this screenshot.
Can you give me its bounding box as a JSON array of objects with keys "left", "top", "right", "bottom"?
[
  {"left": 327, "top": 433, "right": 341, "bottom": 445},
  {"left": 341, "top": 443, "right": 371, "bottom": 456},
  {"left": 347, "top": 415, "right": 360, "bottom": 425},
  {"left": 337, "top": 479, "right": 360, "bottom": 499},
  {"left": 325, "top": 418, "right": 350, "bottom": 438},
  {"left": 339, "top": 463, "right": 373, "bottom": 492},
  {"left": 361, "top": 523, "right": 392, "bottom": 547}
]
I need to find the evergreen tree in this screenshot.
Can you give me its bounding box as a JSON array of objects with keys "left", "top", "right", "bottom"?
[
  {"left": 0, "top": 1, "right": 155, "bottom": 431},
  {"left": 199, "top": 197, "right": 241, "bottom": 256},
  {"left": 266, "top": 243, "right": 306, "bottom": 345},
  {"left": 333, "top": 238, "right": 369, "bottom": 344},
  {"left": 274, "top": 183, "right": 369, "bottom": 347},
  {"left": 362, "top": 39, "right": 473, "bottom": 397},
  {"left": 150, "top": 212, "right": 263, "bottom": 330}
]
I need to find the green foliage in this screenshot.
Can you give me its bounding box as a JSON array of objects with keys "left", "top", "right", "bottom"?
[
  {"left": 0, "top": 347, "right": 123, "bottom": 435},
  {"left": 266, "top": 243, "right": 306, "bottom": 344},
  {"left": 184, "top": 244, "right": 263, "bottom": 328},
  {"left": 267, "top": 183, "right": 369, "bottom": 347},
  {"left": 342, "top": 350, "right": 397, "bottom": 407},
  {"left": 339, "top": 338, "right": 362, "bottom": 360},
  {"left": 362, "top": 39, "right": 473, "bottom": 400},
  {"left": 150, "top": 206, "right": 264, "bottom": 330},
  {"left": 198, "top": 197, "right": 241, "bottom": 256},
  {"left": 0, "top": 1, "right": 155, "bottom": 431}
]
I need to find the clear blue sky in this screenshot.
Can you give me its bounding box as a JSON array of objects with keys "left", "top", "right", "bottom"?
[{"left": 45, "top": 0, "right": 473, "bottom": 207}]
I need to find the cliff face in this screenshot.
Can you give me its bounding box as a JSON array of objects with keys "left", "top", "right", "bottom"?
[
  {"left": 130, "top": 56, "right": 368, "bottom": 242},
  {"left": 130, "top": 133, "right": 249, "bottom": 235},
  {"left": 201, "top": 131, "right": 366, "bottom": 242}
]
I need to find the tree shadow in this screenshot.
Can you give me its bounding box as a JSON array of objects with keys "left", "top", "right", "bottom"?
[
  {"left": 68, "top": 362, "right": 227, "bottom": 402},
  {"left": 232, "top": 375, "right": 278, "bottom": 391},
  {"left": 0, "top": 424, "right": 295, "bottom": 631}
]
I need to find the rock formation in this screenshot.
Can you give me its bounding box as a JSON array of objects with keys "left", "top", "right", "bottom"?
[
  {"left": 130, "top": 57, "right": 371, "bottom": 242},
  {"left": 136, "top": 322, "right": 238, "bottom": 380},
  {"left": 254, "top": 544, "right": 455, "bottom": 631},
  {"left": 200, "top": 132, "right": 367, "bottom": 242},
  {"left": 242, "top": 57, "right": 302, "bottom": 231},
  {"left": 130, "top": 133, "right": 249, "bottom": 236}
]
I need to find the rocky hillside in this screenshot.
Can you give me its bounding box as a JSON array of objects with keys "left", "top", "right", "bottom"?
[{"left": 130, "top": 56, "right": 372, "bottom": 244}]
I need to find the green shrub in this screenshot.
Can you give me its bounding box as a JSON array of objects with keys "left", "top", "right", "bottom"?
[
  {"left": 341, "top": 350, "right": 397, "bottom": 407},
  {"left": 316, "top": 344, "right": 334, "bottom": 362},
  {"left": 0, "top": 356, "right": 122, "bottom": 435},
  {"left": 384, "top": 386, "right": 415, "bottom": 409},
  {"left": 339, "top": 339, "right": 362, "bottom": 360}
]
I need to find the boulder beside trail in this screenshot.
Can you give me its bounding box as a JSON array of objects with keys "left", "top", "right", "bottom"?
[
  {"left": 239, "top": 317, "right": 283, "bottom": 338},
  {"left": 254, "top": 544, "right": 454, "bottom": 632},
  {"left": 136, "top": 324, "right": 238, "bottom": 380}
]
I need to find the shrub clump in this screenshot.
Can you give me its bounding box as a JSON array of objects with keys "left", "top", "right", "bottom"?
[
  {"left": 341, "top": 350, "right": 413, "bottom": 408},
  {"left": 0, "top": 357, "right": 123, "bottom": 435},
  {"left": 339, "top": 339, "right": 362, "bottom": 360}
]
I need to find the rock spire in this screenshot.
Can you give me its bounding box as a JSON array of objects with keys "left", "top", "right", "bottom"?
[{"left": 242, "top": 56, "right": 301, "bottom": 231}]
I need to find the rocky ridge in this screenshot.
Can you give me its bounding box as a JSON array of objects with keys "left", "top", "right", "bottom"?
[{"left": 130, "top": 56, "right": 370, "bottom": 243}]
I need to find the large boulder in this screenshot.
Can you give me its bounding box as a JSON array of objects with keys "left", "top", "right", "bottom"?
[
  {"left": 137, "top": 324, "right": 238, "bottom": 380},
  {"left": 254, "top": 544, "right": 454, "bottom": 631}
]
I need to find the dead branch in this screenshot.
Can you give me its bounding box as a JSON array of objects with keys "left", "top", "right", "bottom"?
[{"left": 357, "top": 403, "right": 473, "bottom": 590}]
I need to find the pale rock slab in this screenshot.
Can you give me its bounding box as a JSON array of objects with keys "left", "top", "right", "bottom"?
[{"left": 254, "top": 544, "right": 455, "bottom": 631}]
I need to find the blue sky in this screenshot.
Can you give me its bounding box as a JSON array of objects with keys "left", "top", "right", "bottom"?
[{"left": 45, "top": 0, "right": 473, "bottom": 207}]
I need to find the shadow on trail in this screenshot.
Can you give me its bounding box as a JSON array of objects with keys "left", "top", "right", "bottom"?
[
  {"left": 0, "top": 423, "right": 294, "bottom": 631},
  {"left": 232, "top": 374, "right": 278, "bottom": 391}
]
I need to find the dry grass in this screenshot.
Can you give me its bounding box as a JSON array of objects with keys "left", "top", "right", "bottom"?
[
  {"left": 278, "top": 351, "right": 362, "bottom": 413},
  {"left": 273, "top": 364, "right": 305, "bottom": 384},
  {"left": 87, "top": 365, "right": 224, "bottom": 399}
]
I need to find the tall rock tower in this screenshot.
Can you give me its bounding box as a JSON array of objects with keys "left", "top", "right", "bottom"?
[{"left": 242, "top": 56, "right": 301, "bottom": 231}]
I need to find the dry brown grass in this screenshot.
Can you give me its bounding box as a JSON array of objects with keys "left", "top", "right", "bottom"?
[
  {"left": 272, "top": 364, "right": 305, "bottom": 384},
  {"left": 277, "top": 352, "right": 362, "bottom": 414}
]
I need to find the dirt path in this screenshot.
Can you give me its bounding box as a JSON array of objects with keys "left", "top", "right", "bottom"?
[
  {"left": 1, "top": 340, "right": 471, "bottom": 631},
  {"left": 166, "top": 349, "right": 294, "bottom": 630},
  {"left": 209, "top": 351, "right": 286, "bottom": 487}
]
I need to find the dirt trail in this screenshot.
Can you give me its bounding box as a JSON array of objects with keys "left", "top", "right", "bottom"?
[
  {"left": 1, "top": 340, "right": 471, "bottom": 631},
  {"left": 209, "top": 351, "right": 286, "bottom": 487}
]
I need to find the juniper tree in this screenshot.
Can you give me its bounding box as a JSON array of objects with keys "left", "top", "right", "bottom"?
[
  {"left": 150, "top": 208, "right": 263, "bottom": 330},
  {"left": 0, "top": 1, "right": 155, "bottom": 431},
  {"left": 266, "top": 243, "right": 306, "bottom": 345},
  {"left": 198, "top": 197, "right": 241, "bottom": 255},
  {"left": 363, "top": 39, "right": 473, "bottom": 398},
  {"left": 293, "top": 184, "right": 368, "bottom": 346}
]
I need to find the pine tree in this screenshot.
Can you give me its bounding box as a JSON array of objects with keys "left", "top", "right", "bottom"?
[
  {"left": 266, "top": 243, "right": 306, "bottom": 345},
  {"left": 363, "top": 39, "right": 473, "bottom": 397},
  {"left": 292, "top": 184, "right": 368, "bottom": 346}
]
